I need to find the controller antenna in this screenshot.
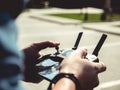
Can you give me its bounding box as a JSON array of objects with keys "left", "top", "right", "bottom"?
[
  {"left": 72, "top": 32, "right": 83, "bottom": 50},
  {"left": 92, "top": 34, "right": 107, "bottom": 56}
]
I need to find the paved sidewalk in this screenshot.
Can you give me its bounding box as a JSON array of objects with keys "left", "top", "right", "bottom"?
[{"left": 28, "top": 8, "right": 120, "bottom": 35}]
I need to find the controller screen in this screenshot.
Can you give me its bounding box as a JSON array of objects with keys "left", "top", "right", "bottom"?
[
  {"left": 62, "top": 49, "right": 73, "bottom": 56},
  {"left": 37, "top": 59, "right": 60, "bottom": 80}
]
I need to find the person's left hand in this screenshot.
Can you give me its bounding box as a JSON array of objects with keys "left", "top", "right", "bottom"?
[{"left": 22, "top": 41, "right": 60, "bottom": 83}]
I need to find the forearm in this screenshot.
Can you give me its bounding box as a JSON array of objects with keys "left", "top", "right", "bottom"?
[{"left": 53, "top": 78, "right": 76, "bottom": 90}]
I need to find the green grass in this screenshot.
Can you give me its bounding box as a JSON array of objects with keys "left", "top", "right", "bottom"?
[
  {"left": 108, "top": 14, "right": 120, "bottom": 21},
  {"left": 116, "top": 25, "right": 120, "bottom": 27},
  {"left": 23, "top": 9, "right": 30, "bottom": 12},
  {"left": 48, "top": 13, "right": 120, "bottom": 22}
]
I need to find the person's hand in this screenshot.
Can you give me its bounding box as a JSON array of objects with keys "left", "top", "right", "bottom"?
[
  {"left": 60, "top": 48, "right": 106, "bottom": 90},
  {"left": 22, "top": 41, "right": 60, "bottom": 83}
]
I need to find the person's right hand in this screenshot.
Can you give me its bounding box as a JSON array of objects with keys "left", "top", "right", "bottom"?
[{"left": 60, "top": 48, "right": 106, "bottom": 90}]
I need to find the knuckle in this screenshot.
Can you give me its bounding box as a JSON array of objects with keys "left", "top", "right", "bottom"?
[{"left": 94, "top": 80, "right": 99, "bottom": 87}]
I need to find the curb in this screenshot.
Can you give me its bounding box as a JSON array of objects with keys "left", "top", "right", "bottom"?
[
  {"left": 28, "top": 8, "right": 120, "bottom": 35},
  {"left": 29, "top": 15, "right": 82, "bottom": 25},
  {"left": 82, "top": 22, "right": 120, "bottom": 35},
  {"left": 30, "top": 14, "right": 120, "bottom": 35}
]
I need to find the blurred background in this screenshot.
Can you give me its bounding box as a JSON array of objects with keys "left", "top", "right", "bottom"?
[{"left": 17, "top": 0, "right": 120, "bottom": 90}]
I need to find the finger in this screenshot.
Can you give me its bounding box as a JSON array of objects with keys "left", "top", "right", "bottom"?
[
  {"left": 35, "top": 53, "right": 44, "bottom": 64},
  {"left": 32, "top": 41, "right": 60, "bottom": 51},
  {"left": 75, "top": 47, "right": 87, "bottom": 58},
  {"left": 94, "top": 62, "right": 106, "bottom": 73}
]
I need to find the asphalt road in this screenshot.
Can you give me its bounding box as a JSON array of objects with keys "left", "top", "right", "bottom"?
[{"left": 17, "top": 12, "right": 120, "bottom": 90}]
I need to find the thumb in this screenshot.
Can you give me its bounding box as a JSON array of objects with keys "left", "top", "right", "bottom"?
[{"left": 94, "top": 62, "right": 106, "bottom": 73}]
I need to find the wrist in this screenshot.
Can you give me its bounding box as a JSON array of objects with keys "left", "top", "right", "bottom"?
[
  {"left": 52, "top": 73, "right": 81, "bottom": 90},
  {"left": 60, "top": 68, "right": 82, "bottom": 83},
  {"left": 53, "top": 77, "right": 76, "bottom": 90}
]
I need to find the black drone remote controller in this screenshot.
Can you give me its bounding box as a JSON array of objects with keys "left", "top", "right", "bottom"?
[{"left": 36, "top": 32, "right": 107, "bottom": 82}]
